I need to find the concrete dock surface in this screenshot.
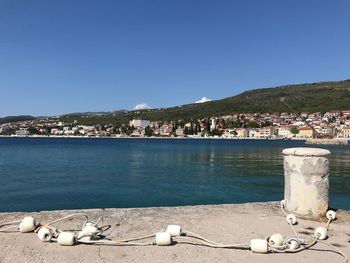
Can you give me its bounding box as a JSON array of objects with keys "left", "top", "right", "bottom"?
[{"left": 0, "top": 202, "right": 349, "bottom": 263}]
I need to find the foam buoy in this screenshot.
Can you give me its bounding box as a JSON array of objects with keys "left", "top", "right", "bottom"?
[
  {"left": 166, "top": 225, "right": 181, "bottom": 237},
  {"left": 314, "top": 226, "right": 328, "bottom": 240},
  {"left": 250, "top": 239, "right": 268, "bottom": 253},
  {"left": 286, "top": 214, "right": 297, "bottom": 225},
  {"left": 37, "top": 227, "right": 52, "bottom": 242},
  {"left": 287, "top": 238, "right": 300, "bottom": 250},
  {"left": 155, "top": 232, "right": 172, "bottom": 246},
  {"left": 77, "top": 225, "right": 99, "bottom": 240},
  {"left": 84, "top": 222, "right": 96, "bottom": 229},
  {"left": 57, "top": 232, "right": 76, "bottom": 246},
  {"left": 280, "top": 200, "right": 286, "bottom": 207},
  {"left": 19, "top": 217, "right": 36, "bottom": 233},
  {"left": 268, "top": 233, "right": 284, "bottom": 246},
  {"left": 326, "top": 210, "right": 336, "bottom": 221}
]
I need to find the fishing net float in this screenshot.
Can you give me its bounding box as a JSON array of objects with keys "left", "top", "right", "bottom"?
[{"left": 0, "top": 201, "right": 347, "bottom": 263}]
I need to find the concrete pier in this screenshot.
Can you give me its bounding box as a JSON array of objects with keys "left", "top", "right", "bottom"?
[
  {"left": 0, "top": 203, "right": 349, "bottom": 263},
  {"left": 283, "top": 147, "right": 331, "bottom": 219}
]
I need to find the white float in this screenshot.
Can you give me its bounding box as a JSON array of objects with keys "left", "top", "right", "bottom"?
[
  {"left": 57, "top": 232, "right": 76, "bottom": 246},
  {"left": 287, "top": 238, "right": 301, "bottom": 250},
  {"left": 155, "top": 232, "right": 172, "bottom": 246},
  {"left": 19, "top": 217, "right": 36, "bottom": 233},
  {"left": 268, "top": 233, "right": 284, "bottom": 246},
  {"left": 77, "top": 224, "right": 99, "bottom": 240},
  {"left": 286, "top": 214, "right": 297, "bottom": 225},
  {"left": 314, "top": 226, "right": 328, "bottom": 240},
  {"left": 326, "top": 210, "right": 336, "bottom": 221},
  {"left": 250, "top": 239, "right": 268, "bottom": 253},
  {"left": 37, "top": 227, "right": 52, "bottom": 242},
  {"left": 166, "top": 225, "right": 181, "bottom": 237}
]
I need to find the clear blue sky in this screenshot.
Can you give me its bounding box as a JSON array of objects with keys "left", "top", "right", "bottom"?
[{"left": 1, "top": 0, "right": 349, "bottom": 116}]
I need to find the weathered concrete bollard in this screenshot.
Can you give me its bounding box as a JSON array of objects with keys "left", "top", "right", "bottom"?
[{"left": 282, "top": 147, "right": 331, "bottom": 219}]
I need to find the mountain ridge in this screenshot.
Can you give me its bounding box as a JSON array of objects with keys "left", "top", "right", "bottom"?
[
  {"left": 58, "top": 79, "right": 350, "bottom": 125},
  {"left": 2, "top": 79, "right": 350, "bottom": 125}
]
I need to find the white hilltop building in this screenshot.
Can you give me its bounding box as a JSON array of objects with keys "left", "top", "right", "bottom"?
[{"left": 129, "top": 119, "right": 150, "bottom": 129}]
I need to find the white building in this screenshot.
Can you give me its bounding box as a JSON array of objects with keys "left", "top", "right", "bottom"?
[
  {"left": 210, "top": 119, "right": 216, "bottom": 131},
  {"left": 248, "top": 129, "right": 258, "bottom": 138},
  {"left": 129, "top": 119, "right": 150, "bottom": 129},
  {"left": 15, "top": 128, "right": 30, "bottom": 136},
  {"left": 175, "top": 128, "right": 185, "bottom": 137},
  {"left": 51, "top": 128, "right": 64, "bottom": 135},
  {"left": 278, "top": 126, "right": 293, "bottom": 138}
]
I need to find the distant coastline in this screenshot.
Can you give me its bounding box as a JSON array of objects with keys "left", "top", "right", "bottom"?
[{"left": 0, "top": 134, "right": 308, "bottom": 141}]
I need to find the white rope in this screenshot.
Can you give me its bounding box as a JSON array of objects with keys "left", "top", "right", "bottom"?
[
  {"left": 0, "top": 220, "right": 22, "bottom": 232},
  {"left": 78, "top": 239, "right": 154, "bottom": 246},
  {"left": 44, "top": 213, "right": 88, "bottom": 227},
  {"left": 315, "top": 239, "right": 349, "bottom": 263},
  {"left": 288, "top": 222, "right": 299, "bottom": 237},
  {"left": 183, "top": 231, "right": 220, "bottom": 245},
  {"left": 280, "top": 201, "right": 300, "bottom": 238},
  {"left": 280, "top": 200, "right": 288, "bottom": 216},
  {"left": 0, "top": 225, "right": 19, "bottom": 232},
  {"left": 326, "top": 218, "right": 332, "bottom": 231},
  {"left": 115, "top": 233, "right": 156, "bottom": 242},
  {"left": 174, "top": 236, "right": 249, "bottom": 249}
]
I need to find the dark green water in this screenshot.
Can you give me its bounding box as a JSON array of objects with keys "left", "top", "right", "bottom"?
[{"left": 0, "top": 138, "right": 348, "bottom": 212}]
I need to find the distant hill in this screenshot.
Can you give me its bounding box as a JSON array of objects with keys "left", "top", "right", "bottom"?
[
  {"left": 59, "top": 79, "right": 350, "bottom": 125},
  {"left": 3, "top": 80, "right": 350, "bottom": 126},
  {"left": 0, "top": 115, "right": 36, "bottom": 125}
]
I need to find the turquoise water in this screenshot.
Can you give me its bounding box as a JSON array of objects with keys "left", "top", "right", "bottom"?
[{"left": 0, "top": 138, "right": 349, "bottom": 212}]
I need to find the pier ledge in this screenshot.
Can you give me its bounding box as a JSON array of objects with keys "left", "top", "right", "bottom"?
[{"left": 0, "top": 202, "right": 349, "bottom": 263}]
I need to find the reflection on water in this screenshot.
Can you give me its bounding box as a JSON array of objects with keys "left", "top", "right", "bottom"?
[{"left": 0, "top": 138, "right": 349, "bottom": 212}]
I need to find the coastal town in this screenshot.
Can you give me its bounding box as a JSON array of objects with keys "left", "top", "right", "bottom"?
[{"left": 1, "top": 110, "right": 350, "bottom": 139}]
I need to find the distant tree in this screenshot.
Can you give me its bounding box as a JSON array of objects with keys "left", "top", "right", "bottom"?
[
  {"left": 145, "top": 126, "right": 154, "bottom": 137},
  {"left": 205, "top": 119, "right": 210, "bottom": 131},
  {"left": 0, "top": 128, "right": 15, "bottom": 135},
  {"left": 245, "top": 122, "right": 260, "bottom": 128},
  {"left": 261, "top": 121, "right": 272, "bottom": 127},
  {"left": 210, "top": 129, "right": 223, "bottom": 136},
  {"left": 291, "top": 127, "right": 299, "bottom": 134},
  {"left": 28, "top": 127, "right": 38, "bottom": 134}
]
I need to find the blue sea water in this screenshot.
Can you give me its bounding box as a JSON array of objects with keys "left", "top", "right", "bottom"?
[{"left": 0, "top": 138, "right": 349, "bottom": 212}]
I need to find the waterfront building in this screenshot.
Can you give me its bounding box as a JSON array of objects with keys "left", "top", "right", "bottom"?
[
  {"left": 64, "top": 130, "right": 75, "bottom": 135},
  {"left": 78, "top": 126, "right": 95, "bottom": 135},
  {"left": 248, "top": 128, "right": 258, "bottom": 138},
  {"left": 130, "top": 130, "right": 142, "bottom": 137},
  {"left": 236, "top": 128, "right": 248, "bottom": 138},
  {"left": 342, "top": 126, "right": 350, "bottom": 138},
  {"left": 277, "top": 126, "right": 293, "bottom": 138},
  {"left": 15, "top": 128, "right": 30, "bottom": 136},
  {"left": 159, "top": 125, "right": 172, "bottom": 137},
  {"left": 258, "top": 126, "right": 276, "bottom": 138},
  {"left": 298, "top": 127, "right": 314, "bottom": 138},
  {"left": 222, "top": 129, "right": 236, "bottom": 138},
  {"left": 51, "top": 128, "right": 64, "bottom": 135},
  {"left": 175, "top": 128, "right": 185, "bottom": 137},
  {"left": 319, "top": 125, "right": 334, "bottom": 137}
]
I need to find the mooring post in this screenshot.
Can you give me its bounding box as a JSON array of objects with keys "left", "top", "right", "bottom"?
[{"left": 282, "top": 147, "right": 331, "bottom": 219}]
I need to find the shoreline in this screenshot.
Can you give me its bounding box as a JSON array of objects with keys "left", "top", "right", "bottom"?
[
  {"left": 1, "top": 202, "right": 349, "bottom": 263},
  {"left": 0, "top": 134, "right": 309, "bottom": 140}
]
